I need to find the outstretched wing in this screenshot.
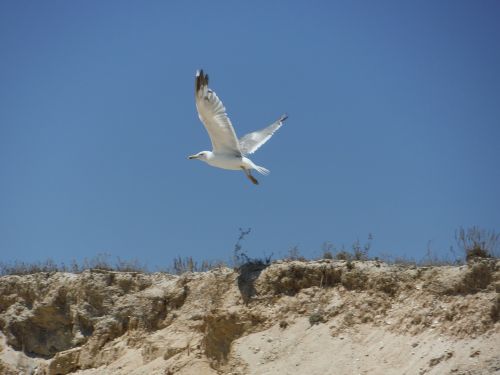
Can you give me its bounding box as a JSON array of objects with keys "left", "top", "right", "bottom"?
[
  {"left": 239, "top": 114, "right": 288, "bottom": 155},
  {"left": 195, "top": 70, "right": 241, "bottom": 155}
]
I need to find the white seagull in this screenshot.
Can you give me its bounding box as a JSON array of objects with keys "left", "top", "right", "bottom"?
[{"left": 188, "top": 69, "right": 287, "bottom": 185}]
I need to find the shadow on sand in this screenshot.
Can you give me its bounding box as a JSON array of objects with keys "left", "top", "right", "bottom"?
[{"left": 236, "top": 258, "right": 270, "bottom": 303}]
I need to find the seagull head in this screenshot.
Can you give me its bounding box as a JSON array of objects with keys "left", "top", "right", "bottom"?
[{"left": 188, "top": 151, "right": 210, "bottom": 161}]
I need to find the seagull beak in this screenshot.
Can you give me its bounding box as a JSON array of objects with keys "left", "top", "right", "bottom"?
[{"left": 188, "top": 154, "right": 198, "bottom": 160}]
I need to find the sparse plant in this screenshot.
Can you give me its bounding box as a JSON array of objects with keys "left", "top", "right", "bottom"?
[
  {"left": 333, "top": 234, "right": 373, "bottom": 261},
  {"left": 170, "top": 256, "right": 223, "bottom": 275},
  {"left": 115, "top": 257, "right": 147, "bottom": 272},
  {"left": 231, "top": 228, "right": 272, "bottom": 273},
  {"left": 0, "top": 259, "right": 62, "bottom": 275},
  {"left": 335, "top": 247, "right": 352, "bottom": 261},
  {"left": 352, "top": 234, "right": 372, "bottom": 260},
  {"left": 233, "top": 227, "right": 252, "bottom": 267},
  {"left": 456, "top": 226, "right": 499, "bottom": 262},
  {"left": 343, "top": 311, "right": 355, "bottom": 326},
  {"left": 322, "top": 251, "right": 333, "bottom": 260},
  {"left": 345, "top": 259, "right": 354, "bottom": 271},
  {"left": 309, "top": 311, "right": 324, "bottom": 325},
  {"left": 69, "top": 259, "right": 81, "bottom": 273},
  {"left": 0, "top": 254, "right": 149, "bottom": 276},
  {"left": 286, "top": 245, "right": 306, "bottom": 261},
  {"left": 393, "top": 256, "right": 417, "bottom": 266},
  {"left": 420, "top": 241, "right": 448, "bottom": 266},
  {"left": 448, "top": 245, "right": 462, "bottom": 265},
  {"left": 81, "top": 253, "right": 114, "bottom": 271},
  {"left": 321, "top": 242, "right": 334, "bottom": 259},
  {"left": 452, "top": 261, "right": 494, "bottom": 294}
]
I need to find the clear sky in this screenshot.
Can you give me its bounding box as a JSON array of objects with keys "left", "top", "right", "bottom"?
[{"left": 1, "top": 1, "right": 499, "bottom": 268}]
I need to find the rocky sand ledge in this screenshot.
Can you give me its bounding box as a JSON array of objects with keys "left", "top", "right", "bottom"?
[{"left": 0, "top": 259, "right": 498, "bottom": 374}]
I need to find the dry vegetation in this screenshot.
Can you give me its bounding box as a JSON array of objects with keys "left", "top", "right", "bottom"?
[{"left": 1, "top": 226, "right": 497, "bottom": 277}]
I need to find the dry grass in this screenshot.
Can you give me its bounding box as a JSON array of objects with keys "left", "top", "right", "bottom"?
[
  {"left": 1, "top": 227, "right": 497, "bottom": 276},
  {"left": 456, "top": 226, "right": 499, "bottom": 261},
  {"left": 0, "top": 254, "right": 147, "bottom": 276}
]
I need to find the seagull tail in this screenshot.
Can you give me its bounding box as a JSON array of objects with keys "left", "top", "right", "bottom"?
[{"left": 254, "top": 164, "right": 270, "bottom": 176}]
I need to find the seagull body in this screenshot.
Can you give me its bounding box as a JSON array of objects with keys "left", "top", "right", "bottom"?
[{"left": 189, "top": 69, "right": 287, "bottom": 185}]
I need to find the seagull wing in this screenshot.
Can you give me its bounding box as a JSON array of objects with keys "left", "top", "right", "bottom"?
[
  {"left": 239, "top": 114, "right": 288, "bottom": 155},
  {"left": 195, "top": 70, "right": 241, "bottom": 155}
]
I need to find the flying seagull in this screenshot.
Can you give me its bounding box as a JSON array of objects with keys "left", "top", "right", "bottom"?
[{"left": 188, "top": 69, "right": 287, "bottom": 185}]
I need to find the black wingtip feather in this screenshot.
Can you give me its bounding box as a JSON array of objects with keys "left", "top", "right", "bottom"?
[{"left": 195, "top": 69, "right": 209, "bottom": 93}]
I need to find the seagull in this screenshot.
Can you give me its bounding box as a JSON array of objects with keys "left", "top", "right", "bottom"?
[{"left": 188, "top": 69, "right": 287, "bottom": 185}]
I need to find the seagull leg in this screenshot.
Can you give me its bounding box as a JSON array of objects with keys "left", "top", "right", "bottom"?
[{"left": 242, "top": 167, "right": 259, "bottom": 185}]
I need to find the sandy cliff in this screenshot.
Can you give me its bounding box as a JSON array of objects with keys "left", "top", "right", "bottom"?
[{"left": 0, "top": 259, "right": 498, "bottom": 374}]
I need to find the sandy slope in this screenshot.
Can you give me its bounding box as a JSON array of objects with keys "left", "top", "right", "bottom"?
[
  {"left": 233, "top": 319, "right": 499, "bottom": 375},
  {"left": 0, "top": 259, "right": 498, "bottom": 374}
]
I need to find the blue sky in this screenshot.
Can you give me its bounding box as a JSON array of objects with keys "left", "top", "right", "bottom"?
[{"left": 1, "top": 1, "right": 499, "bottom": 268}]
